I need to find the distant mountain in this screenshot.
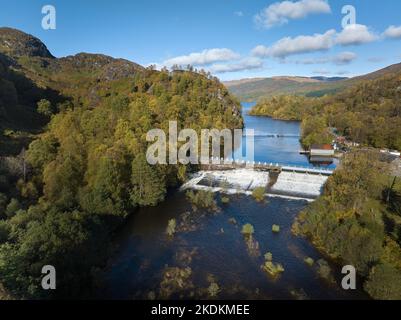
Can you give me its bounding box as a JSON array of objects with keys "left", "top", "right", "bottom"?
[
  {"left": 224, "top": 63, "right": 401, "bottom": 101},
  {"left": 350, "top": 62, "right": 401, "bottom": 81},
  {"left": 310, "top": 76, "right": 348, "bottom": 82},
  {"left": 224, "top": 76, "right": 346, "bottom": 101}
]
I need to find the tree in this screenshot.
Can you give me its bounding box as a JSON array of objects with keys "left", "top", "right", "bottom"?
[
  {"left": 37, "top": 99, "right": 53, "bottom": 117},
  {"left": 5, "top": 198, "right": 21, "bottom": 218},
  {"left": 364, "top": 263, "right": 401, "bottom": 300},
  {"left": 0, "top": 208, "right": 110, "bottom": 299},
  {"left": 130, "top": 154, "right": 166, "bottom": 206},
  {"left": 80, "top": 149, "right": 130, "bottom": 217}
]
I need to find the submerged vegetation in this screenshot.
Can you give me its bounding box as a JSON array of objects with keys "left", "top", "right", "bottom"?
[
  {"left": 166, "top": 218, "right": 176, "bottom": 237},
  {"left": 186, "top": 190, "right": 218, "bottom": 211},
  {"left": 261, "top": 252, "right": 285, "bottom": 278},
  {"left": 272, "top": 225, "right": 280, "bottom": 233},
  {"left": 159, "top": 266, "right": 194, "bottom": 299},
  {"left": 315, "top": 259, "right": 335, "bottom": 284},
  {"left": 241, "top": 223, "right": 255, "bottom": 237},
  {"left": 304, "top": 257, "right": 314, "bottom": 267},
  {"left": 241, "top": 223, "right": 260, "bottom": 257},
  {"left": 252, "top": 187, "right": 266, "bottom": 202}
]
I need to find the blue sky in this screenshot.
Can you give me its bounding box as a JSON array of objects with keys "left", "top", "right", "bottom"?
[{"left": 1, "top": 0, "right": 401, "bottom": 80}]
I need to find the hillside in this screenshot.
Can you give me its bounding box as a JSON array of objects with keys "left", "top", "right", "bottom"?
[
  {"left": 224, "top": 63, "right": 401, "bottom": 101},
  {"left": 0, "top": 27, "right": 242, "bottom": 156},
  {"left": 351, "top": 62, "right": 401, "bottom": 81},
  {"left": 250, "top": 65, "right": 401, "bottom": 150},
  {"left": 0, "top": 28, "right": 243, "bottom": 299},
  {"left": 224, "top": 76, "right": 347, "bottom": 101}
]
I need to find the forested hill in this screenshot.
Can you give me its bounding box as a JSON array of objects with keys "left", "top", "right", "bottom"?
[
  {"left": 224, "top": 62, "right": 401, "bottom": 101},
  {"left": 0, "top": 27, "right": 243, "bottom": 155},
  {"left": 0, "top": 28, "right": 243, "bottom": 299},
  {"left": 224, "top": 76, "right": 347, "bottom": 101},
  {"left": 250, "top": 68, "right": 401, "bottom": 151}
]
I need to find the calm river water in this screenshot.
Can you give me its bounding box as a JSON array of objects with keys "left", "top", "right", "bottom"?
[{"left": 99, "top": 103, "right": 366, "bottom": 300}]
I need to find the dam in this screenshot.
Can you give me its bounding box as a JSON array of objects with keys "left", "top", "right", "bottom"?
[{"left": 181, "top": 167, "right": 331, "bottom": 202}]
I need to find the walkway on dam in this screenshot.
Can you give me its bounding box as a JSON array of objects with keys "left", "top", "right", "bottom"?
[{"left": 200, "top": 158, "right": 334, "bottom": 176}]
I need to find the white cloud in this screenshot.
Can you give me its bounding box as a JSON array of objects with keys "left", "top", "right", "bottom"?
[
  {"left": 252, "top": 29, "right": 335, "bottom": 58},
  {"left": 208, "top": 58, "right": 263, "bottom": 73},
  {"left": 252, "top": 24, "right": 379, "bottom": 59},
  {"left": 293, "top": 51, "right": 357, "bottom": 65},
  {"left": 332, "top": 51, "right": 357, "bottom": 65},
  {"left": 255, "top": 0, "right": 331, "bottom": 28},
  {"left": 383, "top": 25, "right": 401, "bottom": 39},
  {"left": 294, "top": 57, "right": 329, "bottom": 64},
  {"left": 163, "top": 48, "right": 240, "bottom": 67},
  {"left": 367, "top": 57, "right": 385, "bottom": 63},
  {"left": 234, "top": 11, "right": 244, "bottom": 17},
  {"left": 312, "top": 68, "right": 331, "bottom": 75},
  {"left": 336, "top": 24, "right": 378, "bottom": 46}
]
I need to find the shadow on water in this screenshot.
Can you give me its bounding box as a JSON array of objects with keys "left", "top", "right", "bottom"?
[{"left": 100, "top": 192, "right": 368, "bottom": 300}]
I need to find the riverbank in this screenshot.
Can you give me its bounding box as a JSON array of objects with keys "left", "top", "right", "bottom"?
[{"left": 292, "top": 150, "right": 401, "bottom": 299}]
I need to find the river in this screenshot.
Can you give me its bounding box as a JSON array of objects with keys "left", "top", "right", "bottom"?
[{"left": 98, "top": 102, "right": 366, "bottom": 300}]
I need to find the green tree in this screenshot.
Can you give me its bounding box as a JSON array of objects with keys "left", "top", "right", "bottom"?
[
  {"left": 130, "top": 154, "right": 166, "bottom": 206},
  {"left": 5, "top": 198, "right": 21, "bottom": 218},
  {"left": 37, "top": 99, "right": 53, "bottom": 117},
  {"left": 364, "top": 263, "right": 401, "bottom": 300},
  {"left": 80, "top": 151, "right": 130, "bottom": 217}
]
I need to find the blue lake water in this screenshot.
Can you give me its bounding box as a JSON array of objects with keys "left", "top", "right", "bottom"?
[{"left": 236, "top": 102, "right": 337, "bottom": 169}]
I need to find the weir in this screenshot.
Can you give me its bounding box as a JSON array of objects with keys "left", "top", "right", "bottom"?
[{"left": 182, "top": 164, "right": 333, "bottom": 202}]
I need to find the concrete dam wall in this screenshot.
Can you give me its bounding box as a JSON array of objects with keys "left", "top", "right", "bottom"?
[{"left": 181, "top": 168, "right": 329, "bottom": 201}]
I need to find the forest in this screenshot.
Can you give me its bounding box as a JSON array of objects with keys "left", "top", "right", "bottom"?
[
  {"left": 0, "top": 28, "right": 243, "bottom": 299},
  {"left": 292, "top": 150, "right": 401, "bottom": 299},
  {"left": 250, "top": 73, "right": 401, "bottom": 150}
]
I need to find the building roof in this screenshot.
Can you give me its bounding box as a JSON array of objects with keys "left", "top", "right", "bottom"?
[{"left": 310, "top": 144, "right": 333, "bottom": 150}]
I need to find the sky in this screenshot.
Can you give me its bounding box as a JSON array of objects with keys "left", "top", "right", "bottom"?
[{"left": 1, "top": 0, "right": 401, "bottom": 80}]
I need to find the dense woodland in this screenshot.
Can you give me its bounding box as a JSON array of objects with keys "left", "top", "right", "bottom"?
[
  {"left": 250, "top": 73, "right": 401, "bottom": 150},
  {"left": 251, "top": 69, "right": 401, "bottom": 299},
  {"left": 0, "top": 28, "right": 242, "bottom": 299},
  {"left": 293, "top": 151, "right": 401, "bottom": 299}
]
